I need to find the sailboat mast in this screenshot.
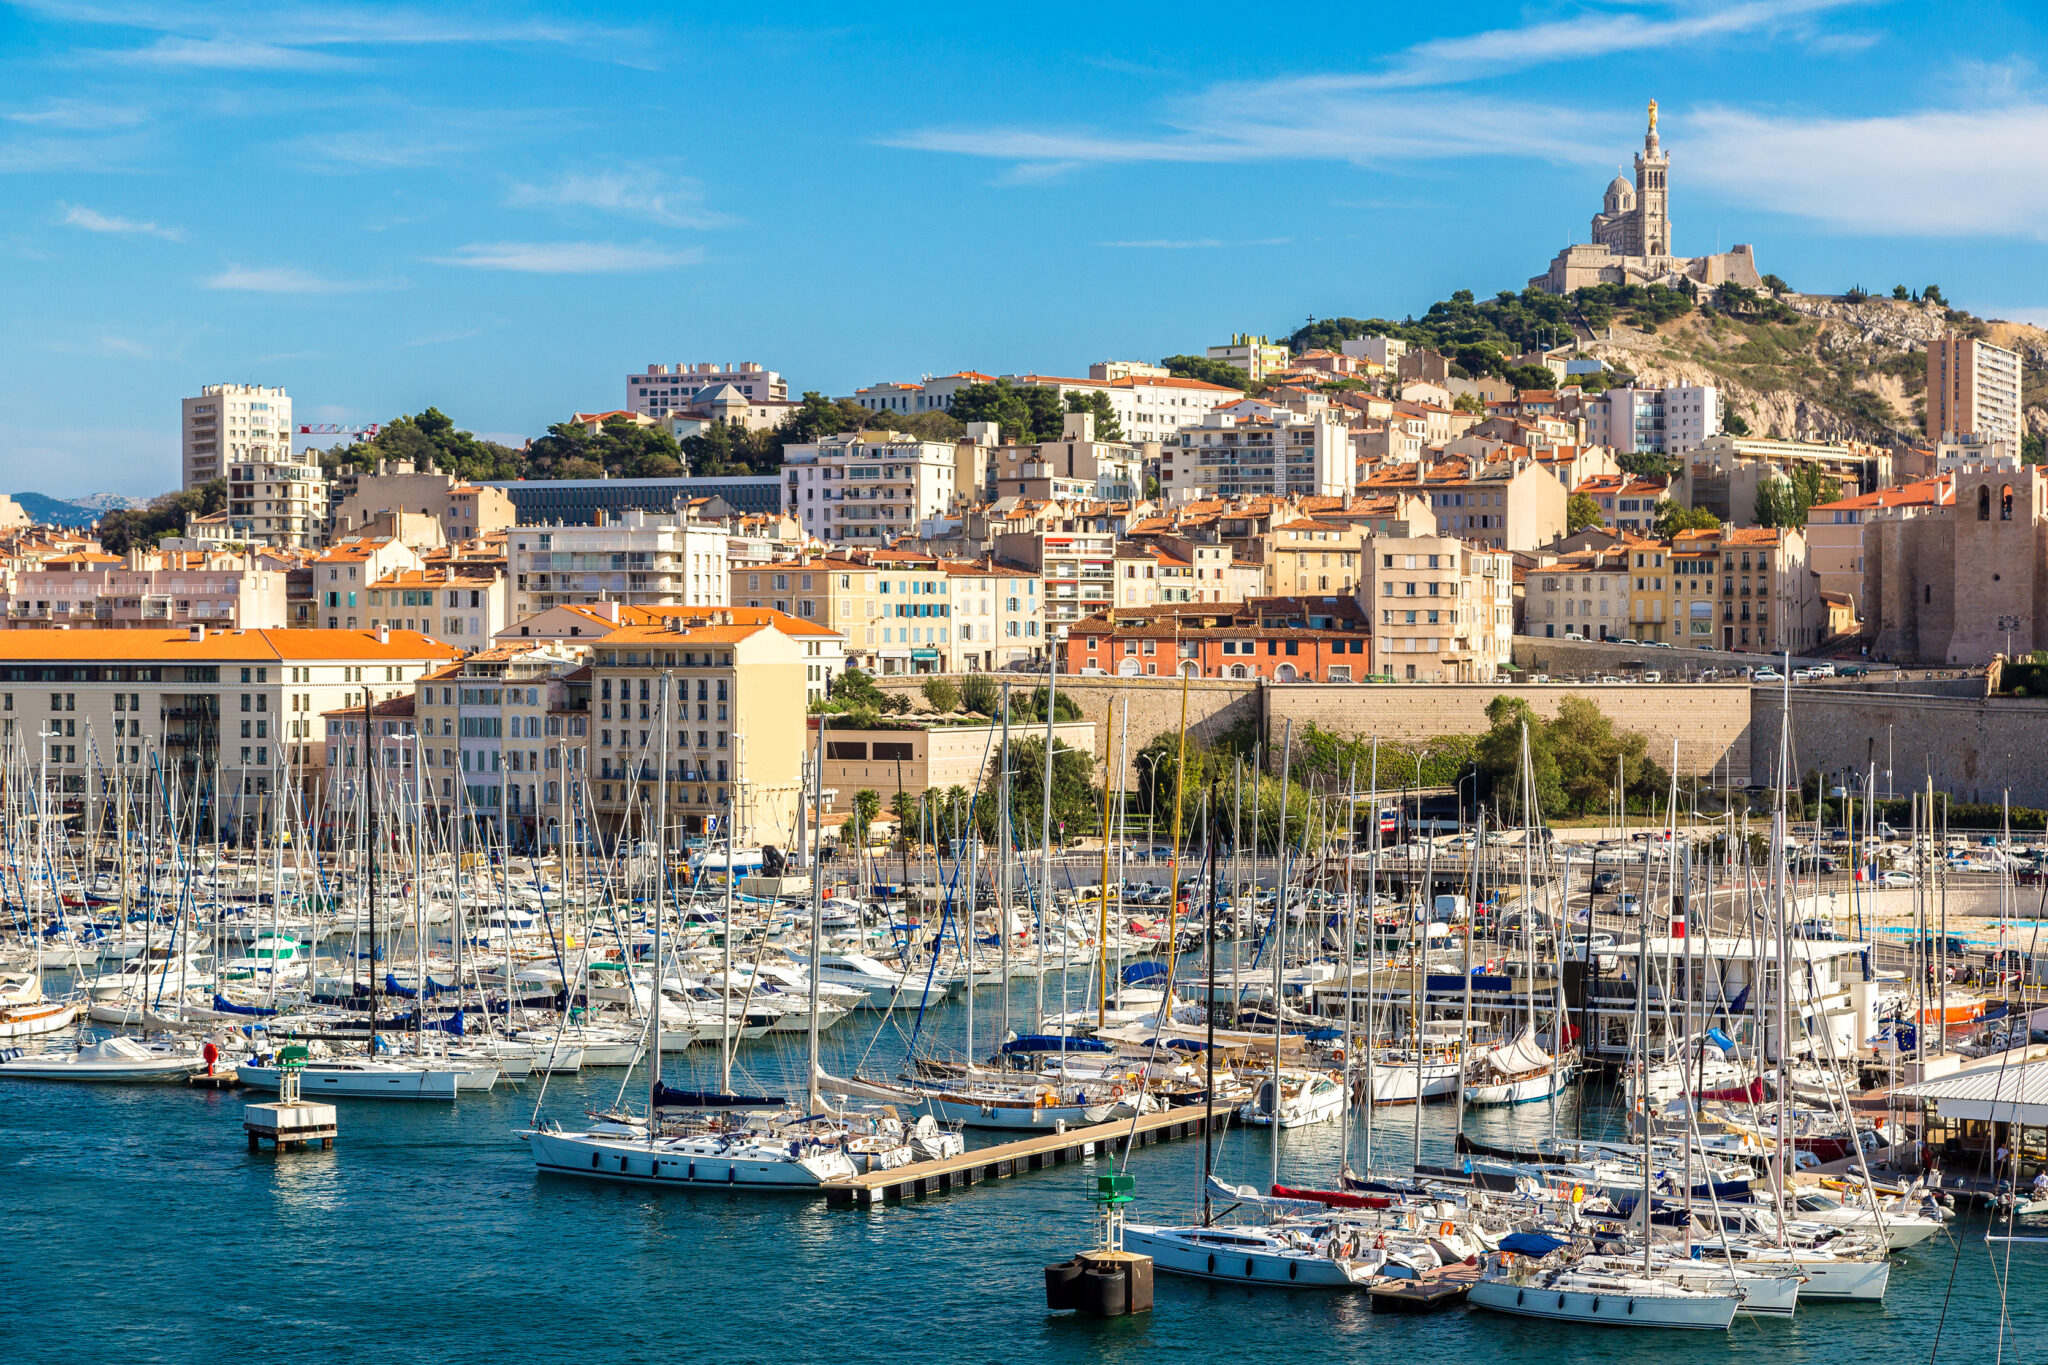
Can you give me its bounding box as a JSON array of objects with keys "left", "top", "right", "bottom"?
[
  {"left": 1269, "top": 719, "right": 1292, "bottom": 1191},
  {"left": 806, "top": 738, "right": 825, "bottom": 1116},
  {"left": 650, "top": 671, "right": 670, "bottom": 1130},
  {"left": 365, "top": 689, "right": 377, "bottom": 1059},
  {"left": 1202, "top": 777, "right": 1220, "bottom": 1226}
]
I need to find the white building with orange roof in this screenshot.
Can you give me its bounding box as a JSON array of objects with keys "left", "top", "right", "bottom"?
[
  {"left": 364, "top": 564, "right": 510, "bottom": 647},
  {"left": 0, "top": 624, "right": 457, "bottom": 838},
  {"left": 1009, "top": 369, "right": 1242, "bottom": 446}
]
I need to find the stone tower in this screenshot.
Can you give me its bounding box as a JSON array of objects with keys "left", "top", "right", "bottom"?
[{"left": 1634, "top": 99, "right": 1670, "bottom": 257}]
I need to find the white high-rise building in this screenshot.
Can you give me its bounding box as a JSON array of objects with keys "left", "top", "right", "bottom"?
[
  {"left": 183, "top": 384, "right": 292, "bottom": 489},
  {"left": 506, "top": 509, "right": 731, "bottom": 619},
  {"left": 783, "top": 432, "right": 958, "bottom": 545},
  {"left": 1586, "top": 384, "right": 1721, "bottom": 456}
]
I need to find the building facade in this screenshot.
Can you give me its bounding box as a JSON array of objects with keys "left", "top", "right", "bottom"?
[
  {"left": 628, "top": 362, "right": 786, "bottom": 417},
  {"left": 183, "top": 384, "right": 292, "bottom": 490},
  {"left": 1926, "top": 336, "right": 2022, "bottom": 452},
  {"left": 507, "top": 510, "right": 729, "bottom": 619},
  {"left": 782, "top": 432, "right": 959, "bottom": 545}
]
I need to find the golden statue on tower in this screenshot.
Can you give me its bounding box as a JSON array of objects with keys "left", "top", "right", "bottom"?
[{"left": 1648, "top": 98, "right": 1658, "bottom": 134}]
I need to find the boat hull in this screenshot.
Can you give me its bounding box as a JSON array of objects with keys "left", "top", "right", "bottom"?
[
  {"left": 525, "top": 1129, "right": 852, "bottom": 1188},
  {"left": 1468, "top": 1279, "right": 1737, "bottom": 1329}
]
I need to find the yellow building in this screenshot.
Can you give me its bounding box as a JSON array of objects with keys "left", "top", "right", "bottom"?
[
  {"left": 1622, "top": 538, "right": 1673, "bottom": 642},
  {"left": 586, "top": 611, "right": 810, "bottom": 844}
]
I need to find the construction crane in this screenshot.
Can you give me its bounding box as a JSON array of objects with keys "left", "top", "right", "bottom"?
[{"left": 297, "top": 423, "right": 381, "bottom": 441}]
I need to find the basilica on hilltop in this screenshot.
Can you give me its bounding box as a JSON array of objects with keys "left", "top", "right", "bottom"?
[{"left": 1530, "top": 101, "right": 1765, "bottom": 295}]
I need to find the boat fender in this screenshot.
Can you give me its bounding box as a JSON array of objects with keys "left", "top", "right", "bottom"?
[
  {"left": 1207, "top": 1253, "right": 1215, "bottom": 1274},
  {"left": 1627, "top": 1299, "right": 1635, "bottom": 1315},
  {"left": 1245, "top": 1259, "right": 1255, "bottom": 1278},
  {"left": 1289, "top": 1262, "right": 1298, "bottom": 1281},
  {"left": 1592, "top": 1297, "right": 1600, "bottom": 1312},
  {"left": 1516, "top": 1290, "right": 1525, "bottom": 1306},
  {"left": 1557, "top": 1294, "right": 1566, "bottom": 1309}
]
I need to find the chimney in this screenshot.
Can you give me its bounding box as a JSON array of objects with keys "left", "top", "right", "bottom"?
[
  {"left": 189, "top": 624, "right": 205, "bottom": 642},
  {"left": 599, "top": 600, "right": 619, "bottom": 624},
  {"left": 375, "top": 623, "right": 390, "bottom": 645}
]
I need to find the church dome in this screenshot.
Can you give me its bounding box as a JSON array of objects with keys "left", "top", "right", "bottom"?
[{"left": 1604, "top": 174, "right": 1635, "bottom": 213}]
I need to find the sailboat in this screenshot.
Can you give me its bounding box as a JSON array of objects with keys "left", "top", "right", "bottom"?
[{"left": 522, "top": 714, "right": 864, "bottom": 1191}]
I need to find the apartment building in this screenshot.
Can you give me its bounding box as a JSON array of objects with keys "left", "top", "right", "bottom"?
[
  {"left": 585, "top": 613, "right": 809, "bottom": 844},
  {"left": 1161, "top": 410, "right": 1351, "bottom": 500},
  {"left": 318, "top": 696, "right": 422, "bottom": 818},
  {"left": 407, "top": 644, "right": 592, "bottom": 848},
  {"left": 223, "top": 456, "right": 328, "bottom": 548},
  {"left": 1065, "top": 598, "right": 1373, "bottom": 682},
  {"left": 628, "top": 362, "right": 786, "bottom": 417},
  {"left": 816, "top": 716, "right": 1094, "bottom": 814},
  {"left": 1576, "top": 473, "right": 1670, "bottom": 535},
  {"left": 1, "top": 549, "right": 289, "bottom": 631},
  {"left": 1207, "top": 333, "right": 1290, "bottom": 382},
  {"left": 1523, "top": 544, "right": 1632, "bottom": 641},
  {"left": 992, "top": 526, "right": 1110, "bottom": 646},
  {"left": 1261, "top": 518, "right": 1371, "bottom": 597},
  {"left": 1678, "top": 435, "right": 1891, "bottom": 526},
  {"left": 1584, "top": 384, "right": 1721, "bottom": 455},
  {"left": 1674, "top": 525, "right": 1820, "bottom": 652},
  {"left": 980, "top": 412, "right": 1145, "bottom": 503},
  {"left": 183, "top": 383, "right": 291, "bottom": 490},
  {"left": 507, "top": 509, "right": 728, "bottom": 618},
  {"left": 0, "top": 625, "right": 457, "bottom": 838},
  {"left": 1364, "top": 456, "right": 1568, "bottom": 552},
  {"left": 1623, "top": 540, "right": 1674, "bottom": 642},
  {"left": 783, "top": 431, "right": 959, "bottom": 545},
  {"left": 999, "top": 370, "right": 1239, "bottom": 447},
  {"left": 313, "top": 538, "right": 425, "bottom": 629},
  {"left": 1364, "top": 536, "right": 1513, "bottom": 680},
  {"left": 331, "top": 458, "right": 516, "bottom": 544},
  {"left": 1926, "top": 336, "right": 2022, "bottom": 451},
  {"left": 364, "top": 566, "right": 510, "bottom": 647},
  {"left": 1114, "top": 534, "right": 1239, "bottom": 607}
]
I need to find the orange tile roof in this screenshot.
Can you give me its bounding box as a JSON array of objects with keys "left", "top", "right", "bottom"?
[{"left": 0, "top": 628, "right": 459, "bottom": 662}]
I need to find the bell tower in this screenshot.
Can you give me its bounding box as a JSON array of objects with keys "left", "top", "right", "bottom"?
[{"left": 1634, "top": 98, "right": 1670, "bottom": 257}]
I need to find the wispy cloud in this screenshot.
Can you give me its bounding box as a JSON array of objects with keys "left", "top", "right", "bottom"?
[
  {"left": 203, "top": 263, "right": 388, "bottom": 293},
  {"left": 108, "top": 35, "right": 357, "bottom": 70},
  {"left": 1686, "top": 103, "right": 2048, "bottom": 239},
  {"left": 507, "top": 167, "right": 727, "bottom": 229},
  {"left": 430, "top": 241, "right": 703, "bottom": 273},
  {"left": 4, "top": 98, "right": 149, "bottom": 130},
  {"left": 28, "top": 2, "right": 633, "bottom": 69},
  {"left": 402, "top": 325, "right": 489, "bottom": 347},
  {"left": 60, "top": 203, "right": 184, "bottom": 241},
  {"left": 1098, "top": 237, "right": 1291, "bottom": 249},
  {"left": 891, "top": 1, "right": 1870, "bottom": 178}
]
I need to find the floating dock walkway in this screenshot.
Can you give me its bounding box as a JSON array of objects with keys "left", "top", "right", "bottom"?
[{"left": 824, "top": 1103, "right": 1221, "bottom": 1206}]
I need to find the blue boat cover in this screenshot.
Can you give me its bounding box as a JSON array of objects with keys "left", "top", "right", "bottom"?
[
  {"left": 212, "top": 993, "right": 278, "bottom": 1017},
  {"left": 1000, "top": 1034, "right": 1112, "bottom": 1054},
  {"left": 1499, "top": 1231, "right": 1567, "bottom": 1256},
  {"left": 1123, "top": 961, "right": 1169, "bottom": 984}
]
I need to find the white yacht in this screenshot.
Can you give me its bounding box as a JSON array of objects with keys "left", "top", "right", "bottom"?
[
  {"left": 1237, "top": 1070, "right": 1346, "bottom": 1128},
  {"left": 523, "top": 1118, "right": 856, "bottom": 1188},
  {"left": 237, "top": 1052, "right": 465, "bottom": 1099},
  {"left": 0, "top": 1034, "right": 206, "bottom": 1082},
  {"left": 1469, "top": 1254, "right": 1739, "bottom": 1329}
]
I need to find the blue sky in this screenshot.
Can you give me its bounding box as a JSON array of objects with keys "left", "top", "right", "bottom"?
[{"left": 4, "top": 0, "right": 2047, "bottom": 497}]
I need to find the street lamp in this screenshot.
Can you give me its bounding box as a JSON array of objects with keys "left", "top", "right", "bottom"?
[{"left": 1998, "top": 614, "right": 2023, "bottom": 661}]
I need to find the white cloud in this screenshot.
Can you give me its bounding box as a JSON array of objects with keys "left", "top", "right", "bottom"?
[
  {"left": 507, "top": 168, "right": 726, "bottom": 229},
  {"left": 1686, "top": 103, "right": 2048, "bottom": 238},
  {"left": 60, "top": 203, "right": 183, "bottom": 240},
  {"left": 203, "top": 264, "right": 383, "bottom": 293},
  {"left": 430, "top": 241, "right": 703, "bottom": 273}
]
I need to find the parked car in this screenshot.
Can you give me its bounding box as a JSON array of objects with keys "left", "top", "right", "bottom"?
[
  {"left": 1878, "top": 869, "right": 1919, "bottom": 888},
  {"left": 1619, "top": 638, "right": 1640, "bottom": 646},
  {"left": 1564, "top": 631, "right": 1586, "bottom": 641},
  {"left": 1755, "top": 667, "right": 1784, "bottom": 681},
  {"left": 1792, "top": 918, "right": 1840, "bottom": 940},
  {"left": 1591, "top": 871, "right": 1622, "bottom": 895},
  {"left": 1618, "top": 894, "right": 1643, "bottom": 916}
]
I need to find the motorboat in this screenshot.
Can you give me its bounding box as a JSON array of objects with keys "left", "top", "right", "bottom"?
[
  {"left": 1238, "top": 1069, "right": 1346, "bottom": 1128},
  {"left": 0, "top": 974, "right": 83, "bottom": 1039},
  {"left": 0, "top": 1034, "right": 205, "bottom": 1081}
]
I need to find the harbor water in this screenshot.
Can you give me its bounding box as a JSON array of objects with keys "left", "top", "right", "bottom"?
[{"left": 5, "top": 970, "right": 2040, "bottom": 1364}]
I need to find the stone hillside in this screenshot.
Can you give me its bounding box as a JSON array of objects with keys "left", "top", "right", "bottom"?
[{"left": 1579, "top": 296, "right": 2048, "bottom": 447}]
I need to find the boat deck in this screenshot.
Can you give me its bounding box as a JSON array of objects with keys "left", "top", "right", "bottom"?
[
  {"left": 1368, "top": 1261, "right": 1482, "bottom": 1311},
  {"left": 824, "top": 1103, "right": 1220, "bottom": 1206}
]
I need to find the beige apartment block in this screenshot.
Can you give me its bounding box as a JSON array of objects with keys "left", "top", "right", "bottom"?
[{"left": 1927, "top": 336, "right": 2022, "bottom": 452}]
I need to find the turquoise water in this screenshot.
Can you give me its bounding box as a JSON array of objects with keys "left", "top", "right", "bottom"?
[{"left": 4, "top": 973, "right": 2039, "bottom": 1364}]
